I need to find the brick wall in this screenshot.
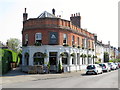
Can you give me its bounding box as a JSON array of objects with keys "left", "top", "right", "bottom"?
[{"left": 22, "top": 18, "right": 94, "bottom": 48}]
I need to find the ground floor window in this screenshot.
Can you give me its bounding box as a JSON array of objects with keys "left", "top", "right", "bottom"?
[
  {"left": 82, "top": 58, "right": 84, "bottom": 65},
  {"left": 61, "top": 52, "right": 68, "bottom": 65},
  {"left": 33, "top": 52, "right": 44, "bottom": 65},
  {"left": 72, "top": 58, "right": 74, "bottom": 64},
  {"left": 62, "top": 58, "right": 67, "bottom": 64},
  {"left": 24, "top": 53, "right": 29, "bottom": 65},
  {"left": 88, "top": 58, "right": 92, "bottom": 64},
  {"left": 77, "top": 53, "right": 80, "bottom": 65},
  {"left": 49, "top": 52, "right": 57, "bottom": 65}
]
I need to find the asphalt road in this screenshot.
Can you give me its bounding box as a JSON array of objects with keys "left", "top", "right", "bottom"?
[{"left": 3, "top": 69, "right": 119, "bottom": 88}]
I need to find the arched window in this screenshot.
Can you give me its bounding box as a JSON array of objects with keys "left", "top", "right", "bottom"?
[
  {"left": 24, "top": 53, "right": 29, "bottom": 65},
  {"left": 61, "top": 52, "right": 68, "bottom": 65},
  {"left": 33, "top": 52, "right": 44, "bottom": 65}
]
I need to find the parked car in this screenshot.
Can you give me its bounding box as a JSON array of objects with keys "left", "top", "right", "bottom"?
[
  {"left": 114, "top": 63, "right": 119, "bottom": 69},
  {"left": 118, "top": 63, "right": 120, "bottom": 68},
  {"left": 86, "top": 64, "right": 103, "bottom": 75},
  {"left": 99, "top": 63, "right": 111, "bottom": 72},
  {"left": 108, "top": 62, "right": 117, "bottom": 70}
]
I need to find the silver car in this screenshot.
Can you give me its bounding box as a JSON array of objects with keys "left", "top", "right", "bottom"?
[
  {"left": 108, "top": 62, "right": 116, "bottom": 70},
  {"left": 99, "top": 63, "right": 111, "bottom": 72}
]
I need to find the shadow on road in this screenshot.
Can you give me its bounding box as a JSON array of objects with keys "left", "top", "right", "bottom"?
[
  {"left": 1, "top": 67, "right": 28, "bottom": 77},
  {"left": 81, "top": 73, "right": 97, "bottom": 76}
]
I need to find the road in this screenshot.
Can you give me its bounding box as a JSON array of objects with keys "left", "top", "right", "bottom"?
[{"left": 2, "top": 70, "right": 118, "bottom": 88}]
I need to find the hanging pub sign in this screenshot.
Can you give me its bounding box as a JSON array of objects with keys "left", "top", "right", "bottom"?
[{"left": 49, "top": 32, "right": 58, "bottom": 45}]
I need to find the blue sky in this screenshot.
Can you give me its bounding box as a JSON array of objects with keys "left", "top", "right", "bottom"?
[{"left": 0, "top": 0, "right": 119, "bottom": 48}]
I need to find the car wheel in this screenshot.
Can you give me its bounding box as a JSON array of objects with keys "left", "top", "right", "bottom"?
[
  {"left": 95, "top": 71, "right": 98, "bottom": 75},
  {"left": 86, "top": 72, "right": 88, "bottom": 75}
]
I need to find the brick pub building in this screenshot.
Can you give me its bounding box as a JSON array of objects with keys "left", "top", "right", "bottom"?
[{"left": 22, "top": 8, "right": 95, "bottom": 72}]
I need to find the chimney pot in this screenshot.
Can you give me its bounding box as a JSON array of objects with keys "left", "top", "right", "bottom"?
[
  {"left": 74, "top": 14, "right": 75, "bottom": 17},
  {"left": 71, "top": 14, "right": 73, "bottom": 17},
  {"left": 25, "top": 8, "right": 26, "bottom": 13},
  {"left": 76, "top": 13, "right": 77, "bottom": 16},
  {"left": 52, "top": 8, "right": 55, "bottom": 15}
]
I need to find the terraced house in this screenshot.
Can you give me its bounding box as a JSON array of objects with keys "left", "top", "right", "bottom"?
[{"left": 22, "top": 8, "right": 96, "bottom": 73}]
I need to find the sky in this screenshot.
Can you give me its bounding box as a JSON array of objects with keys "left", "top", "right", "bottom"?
[{"left": 0, "top": 0, "right": 119, "bottom": 48}]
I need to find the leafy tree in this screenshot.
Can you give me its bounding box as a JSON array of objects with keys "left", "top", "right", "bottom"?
[
  {"left": 0, "top": 41, "right": 4, "bottom": 47},
  {"left": 6, "top": 38, "right": 22, "bottom": 53},
  {"left": 104, "top": 52, "right": 109, "bottom": 62}
]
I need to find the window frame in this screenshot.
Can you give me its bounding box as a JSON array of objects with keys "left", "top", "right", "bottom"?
[{"left": 63, "top": 33, "right": 67, "bottom": 45}]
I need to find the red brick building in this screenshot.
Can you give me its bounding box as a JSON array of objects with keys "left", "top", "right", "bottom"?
[{"left": 22, "top": 8, "right": 95, "bottom": 72}]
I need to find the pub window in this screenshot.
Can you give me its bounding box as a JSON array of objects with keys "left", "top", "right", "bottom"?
[
  {"left": 77, "top": 37, "right": 80, "bottom": 46},
  {"left": 72, "top": 35, "right": 75, "bottom": 46},
  {"left": 63, "top": 34, "right": 67, "bottom": 45},
  {"left": 25, "top": 34, "right": 28, "bottom": 45},
  {"left": 92, "top": 41, "right": 94, "bottom": 49},
  {"left": 82, "top": 38, "right": 85, "bottom": 47},
  {"left": 35, "top": 33, "right": 42, "bottom": 44},
  {"left": 88, "top": 41, "right": 90, "bottom": 48}
]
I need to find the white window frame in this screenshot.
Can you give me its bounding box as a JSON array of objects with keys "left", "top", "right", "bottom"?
[
  {"left": 25, "top": 34, "right": 28, "bottom": 44},
  {"left": 35, "top": 33, "right": 42, "bottom": 41},
  {"left": 63, "top": 34, "right": 67, "bottom": 44}
]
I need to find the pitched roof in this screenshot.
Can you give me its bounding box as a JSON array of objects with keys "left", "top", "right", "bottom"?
[{"left": 37, "top": 11, "right": 58, "bottom": 18}]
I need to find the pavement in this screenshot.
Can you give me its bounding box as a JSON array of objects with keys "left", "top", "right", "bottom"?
[{"left": 0, "top": 67, "right": 86, "bottom": 85}]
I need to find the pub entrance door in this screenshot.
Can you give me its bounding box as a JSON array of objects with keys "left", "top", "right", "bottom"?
[{"left": 49, "top": 52, "right": 57, "bottom": 72}]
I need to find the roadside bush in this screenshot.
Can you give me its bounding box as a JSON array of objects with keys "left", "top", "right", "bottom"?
[
  {"left": 95, "top": 61, "right": 101, "bottom": 64},
  {"left": 0, "top": 49, "right": 22, "bottom": 75}
]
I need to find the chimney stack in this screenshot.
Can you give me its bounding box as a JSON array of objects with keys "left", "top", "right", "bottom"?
[
  {"left": 94, "top": 33, "right": 97, "bottom": 43},
  {"left": 23, "top": 8, "right": 28, "bottom": 21},
  {"left": 70, "top": 12, "right": 81, "bottom": 28},
  {"left": 52, "top": 8, "right": 55, "bottom": 15}
]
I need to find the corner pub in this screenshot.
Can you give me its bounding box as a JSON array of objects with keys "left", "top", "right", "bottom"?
[{"left": 22, "top": 8, "right": 95, "bottom": 73}]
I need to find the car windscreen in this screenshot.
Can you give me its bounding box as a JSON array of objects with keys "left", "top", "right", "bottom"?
[
  {"left": 87, "top": 65, "right": 95, "bottom": 69},
  {"left": 99, "top": 64, "right": 105, "bottom": 67}
]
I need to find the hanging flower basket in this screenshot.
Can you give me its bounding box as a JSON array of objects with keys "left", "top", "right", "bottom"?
[
  {"left": 71, "top": 53, "right": 75, "bottom": 57},
  {"left": 72, "top": 45, "right": 76, "bottom": 48},
  {"left": 88, "top": 54, "right": 91, "bottom": 57},
  {"left": 83, "top": 54, "right": 87, "bottom": 58},
  {"left": 82, "top": 47, "right": 84, "bottom": 49},
  {"left": 60, "top": 52, "right": 66, "bottom": 57},
  {"left": 43, "top": 53, "right": 48, "bottom": 58},
  {"left": 34, "top": 42, "right": 42, "bottom": 46},
  {"left": 93, "top": 55, "right": 97, "bottom": 58},
  {"left": 80, "top": 54, "right": 84, "bottom": 57},
  {"left": 88, "top": 48, "right": 91, "bottom": 50},
  {"left": 77, "top": 46, "right": 81, "bottom": 48}
]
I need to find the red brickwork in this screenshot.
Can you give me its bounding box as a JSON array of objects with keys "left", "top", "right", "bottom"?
[{"left": 22, "top": 18, "right": 94, "bottom": 49}]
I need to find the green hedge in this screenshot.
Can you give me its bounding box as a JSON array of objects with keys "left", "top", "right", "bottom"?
[
  {"left": 0, "top": 49, "right": 22, "bottom": 75},
  {"left": 109, "top": 59, "right": 120, "bottom": 62}
]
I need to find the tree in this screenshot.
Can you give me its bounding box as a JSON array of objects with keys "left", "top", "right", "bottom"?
[
  {"left": 6, "top": 38, "right": 22, "bottom": 53},
  {"left": 0, "top": 41, "right": 4, "bottom": 47},
  {"left": 104, "top": 52, "right": 109, "bottom": 62}
]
